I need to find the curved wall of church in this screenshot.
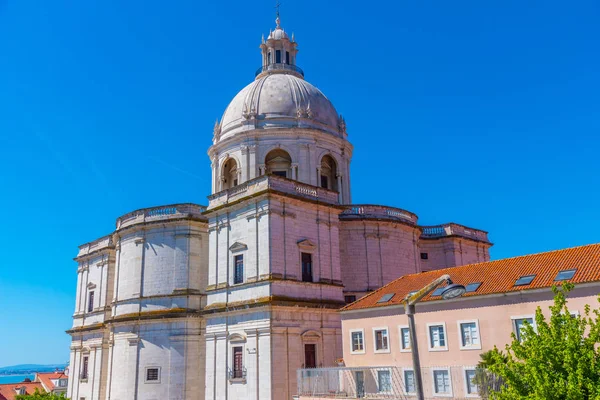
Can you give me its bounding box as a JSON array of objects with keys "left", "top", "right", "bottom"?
[
  {"left": 107, "top": 319, "right": 204, "bottom": 400},
  {"left": 112, "top": 215, "right": 208, "bottom": 317},
  {"left": 209, "top": 129, "right": 353, "bottom": 203},
  {"left": 339, "top": 219, "right": 420, "bottom": 295}
]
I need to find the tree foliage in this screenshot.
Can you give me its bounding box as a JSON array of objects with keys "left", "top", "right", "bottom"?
[
  {"left": 15, "top": 388, "right": 69, "bottom": 400},
  {"left": 474, "top": 350, "right": 506, "bottom": 399},
  {"left": 486, "top": 282, "right": 600, "bottom": 399}
]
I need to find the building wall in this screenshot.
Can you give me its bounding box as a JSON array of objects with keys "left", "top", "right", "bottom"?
[
  {"left": 340, "top": 285, "right": 599, "bottom": 397},
  {"left": 418, "top": 237, "right": 490, "bottom": 271},
  {"left": 205, "top": 307, "right": 342, "bottom": 400},
  {"left": 105, "top": 320, "right": 204, "bottom": 400},
  {"left": 339, "top": 220, "right": 420, "bottom": 297}
]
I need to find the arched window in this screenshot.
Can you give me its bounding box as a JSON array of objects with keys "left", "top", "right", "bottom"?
[
  {"left": 222, "top": 158, "right": 239, "bottom": 190},
  {"left": 320, "top": 155, "right": 338, "bottom": 191},
  {"left": 265, "top": 149, "right": 292, "bottom": 178}
]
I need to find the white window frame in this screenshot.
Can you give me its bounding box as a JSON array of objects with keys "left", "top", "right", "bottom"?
[
  {"left": 427, "top": 322, "right": 448, "bottom": 351},
  {"left": 144, "top": 366, "right": 161, "bottom": 384},
  {"left": 376, "top": 368, "right": 393, "bottom": 394},
  {"left": 372, "top": 327, "right": 390, "bottom": 354},
  {"left": 463, "top": 367, "right": 479, "bottom": 398},
  {"left": 349, "top": 328, "right": 365, "bottom": 354},
  {"left": 511, "top": 315, "right": 536, "bottom": 342},
  {"left": 401, "top": 367, "right": 416, "bottom": 396},
  {"left": 431, "top": 367, "right": 453, "bottom": 397},
  {"left": 457, "top": 319, "right": 482, "bottom": 350},
  {"left": 399, "top": 325, "right": 411, "bottom": 353},
  {"left": 231, "top": 253, "right": 245, "bottom": 286}
]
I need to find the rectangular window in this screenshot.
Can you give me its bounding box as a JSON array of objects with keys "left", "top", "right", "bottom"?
[
  {"left": 420, "top": 252, "right": 428, "bottom": 260},
  {"left": 276, "top": 50, "right": 281, "bottom": 63},
  {"left": 301, "top": 253, "right": 313, "bottom": 282},
  {"left": 320, "top": 175, "right": 329, "bottom": 189},
  {"left": 286, "top": 51, "right": 290, "bottom": 64},
  {"left": 304, "top": 344, "right": 316, "bottom": 368},
  {"left": 234, "top": 255, "right": 244, "bottom": 284},
  {"left": 465, "top": 369, "right": 478, "bottom": 395},
  {"left": 377, "top": 370, "right": 391, "bottom": 393},
  {"left": 514, "top": 317, "right": 534, "bottom": 341},
  {"left": 404, "top": 370, "right": 415, "bottom": 394},
  {"left": 429, "top": 324, "right": 446, "bottom": 349},
  {"left": 146, "top": 368, "right": 160, "bottom": 382},
  {"left": 232, "top": 346, "right": 244, "bottom": 378},
  {"left": 272, "top": 170, "right": 287, "bottom": 177},
  {"left": 433, "top": 370, "right": 451, "bottom": 394},
  {"left": 87, "top": 291, "right": 94, "bottom": 313},
  {"left": 374, "top": 328, "right": 389, "bottom": 352},
  {"left": 81, "top": 356, "right": 88, "bottom": 380},
  {"left": 344, "top": 295, "right": 357, "bottom": 304},
  {"left": 350, "top": 330, "right": 364, "bottom": 353},
  {"left": 459, "top": 321, "right": 480, "bottom": 348},
  {"left": 400, "top": 327, "right": 411, "bottom": 350}
]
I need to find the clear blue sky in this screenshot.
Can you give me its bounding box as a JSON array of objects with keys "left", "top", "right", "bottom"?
[{"left": 0, "top": 0, "right": 598, "bottom": 366}]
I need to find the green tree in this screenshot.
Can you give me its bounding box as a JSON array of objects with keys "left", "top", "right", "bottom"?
[
  {"left": 473, "top": 349, "right": 506, "bottom": 399},
  {"left": 15, "top": 388, "right": 69, "bottom": 399},
  {"left": 486, "top": 282, "right": 600, "bottom": 399}
]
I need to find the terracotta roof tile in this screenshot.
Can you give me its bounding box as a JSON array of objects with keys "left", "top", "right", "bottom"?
[
  {"left": 35, "top": 372, "right": 67, "bottom": 392},
  {"left": 0, "top": 382, "right": 44, "bottom": 400},
  {"left": 343, "top": 243, "right": 600, "bottom": 311}
]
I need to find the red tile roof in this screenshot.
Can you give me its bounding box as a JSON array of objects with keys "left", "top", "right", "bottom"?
[
  {"left": 343, "top": 243, "right": 600, "bottom": 311},
  {"left": 34, "top": 372, "right": 67, "bottom": 392},
  {"left": 0, "top": 382, "right": 44, "bottom": 400}
]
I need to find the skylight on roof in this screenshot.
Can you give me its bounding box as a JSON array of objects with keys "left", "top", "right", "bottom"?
[
  {"left": 431, "top": 287, "right": 445, "bottom": 297},
  {"left": 555, "top": 269, "right": 577, "bottom": 281},
  {"left": 377, "top": 293, "right": 395, "bottom": 303},
  {"left": 515, "top": 275, "right": 536, "bottom": 286},
  {"left": 465, "top": 282, "right": 482, "bottom": 293}
]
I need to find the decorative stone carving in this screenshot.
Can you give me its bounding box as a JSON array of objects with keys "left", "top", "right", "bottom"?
[
  {"left": 213, "top": 120, "right": 221, "bottom": 142},
  {"left": 338, "top": 114, "right": 347, "bottom": 135},
  {"left": 229, "top": 241, "right": 248, "bottom": 252},
  {"left": 297, "top": 239, "right": 317, "bottom": 251}
]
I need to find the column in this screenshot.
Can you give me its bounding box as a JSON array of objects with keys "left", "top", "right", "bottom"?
[
  {"left": 291, "top": 163, "right": 298, "bottom": 180},
  {"left": 336, "top": 174, "right": 343, "bottom": 204}
]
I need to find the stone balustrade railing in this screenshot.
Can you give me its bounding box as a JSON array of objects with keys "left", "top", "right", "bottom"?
[
  {"left": 207, "top": 175, "right": 339, "bottom": 210},
  {"left": 339, "top": 204, "right": 418, "bottom": 225},
  {"left": 116, "top": 203, "right": 207, "bottom": 230},
  {"left": 77, "top": 235, "right": 114, "bottom": 258},
  {"left": 420, "top": 223, "right": 490, "bottom": 242}
]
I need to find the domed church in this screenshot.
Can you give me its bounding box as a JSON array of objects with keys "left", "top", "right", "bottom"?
[{"left": 67, "top": 15, "right": 492, "bottom": 400}]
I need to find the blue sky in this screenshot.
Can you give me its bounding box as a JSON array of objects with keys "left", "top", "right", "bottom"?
[{"left": 0, "top": 0, "right": 599, "bottom": 366}]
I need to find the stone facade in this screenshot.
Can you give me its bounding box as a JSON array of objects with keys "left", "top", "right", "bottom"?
[{"left": 67, "top": 15, "right": 491, "bottom": 400}]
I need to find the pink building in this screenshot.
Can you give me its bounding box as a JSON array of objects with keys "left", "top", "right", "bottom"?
[{"left": 297, "top": 243, "right": 600, "bottom": 399}]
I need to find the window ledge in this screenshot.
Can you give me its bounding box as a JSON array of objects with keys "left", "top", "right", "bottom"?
[
  {"left": 459, "top": 345, "right": 482, "bottom": 351},
  {"left": 229, "top": 378, "right": 247, "bottom": 384}
]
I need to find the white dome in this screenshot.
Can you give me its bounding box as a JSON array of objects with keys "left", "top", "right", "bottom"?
[{"left": 218, "top": 73, "right": 341, "bottom": 141}]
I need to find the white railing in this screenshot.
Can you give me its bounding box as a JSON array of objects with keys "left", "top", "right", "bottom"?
[
  {"left": 207, "top": 175, "right": 339, "bottom": 210},
  {"left": 116, "top": 204, "right": 207, "bottom": 230},
  {"left": 340, "top": 205, "right": 418, "bottom": 224},
  {"left": 420, "top": 223, "right": 489, "bottom": 242}
]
